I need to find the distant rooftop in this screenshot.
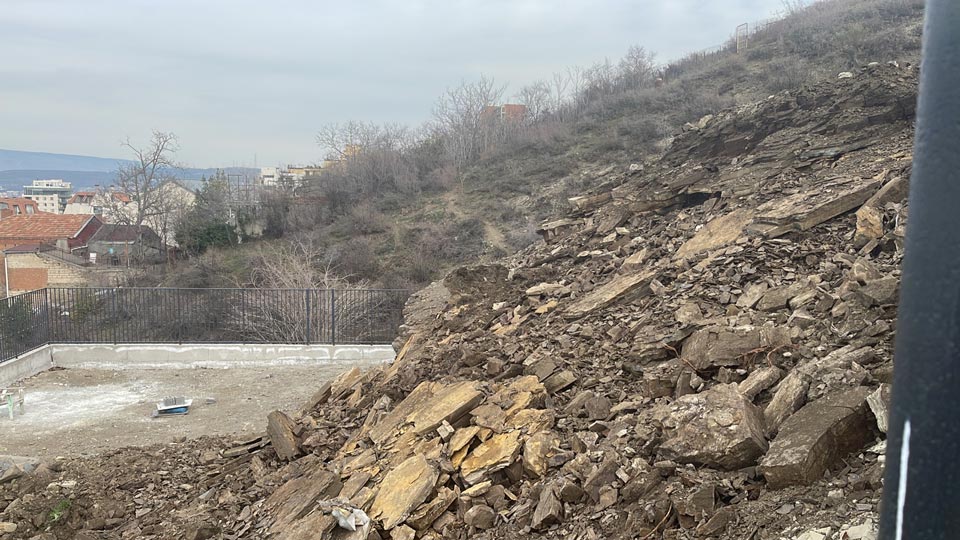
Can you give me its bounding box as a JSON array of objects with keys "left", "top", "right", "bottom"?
[{"left": 0, "top": 213, "right": 98, "bottom": 240}]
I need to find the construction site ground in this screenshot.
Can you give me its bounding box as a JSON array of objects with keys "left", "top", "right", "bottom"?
[{"left": 0, "top": 363, "right": 368, "bottom": 460}]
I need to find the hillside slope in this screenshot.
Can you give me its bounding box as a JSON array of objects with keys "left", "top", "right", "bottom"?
[
  {"left": 162, "top": 0, "right": 922, "bottom": 292},
  {"left": 0, "top": 61, "right": 916, "bottom": 539}
]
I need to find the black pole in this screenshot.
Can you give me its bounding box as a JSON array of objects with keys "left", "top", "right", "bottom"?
[{"left": 879, "top": 1, "right": 960, "bottom": 538}]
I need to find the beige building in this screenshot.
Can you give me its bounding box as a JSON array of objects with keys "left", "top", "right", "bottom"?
[
  {"left": 63, "top": 183, "right": 195, "bottom": 247},
  {"left": 64, "top": 191, "right": 132, "bottom": 216},
  {"left": 23, "top": 179, "right": 73, "bottom": 214}
]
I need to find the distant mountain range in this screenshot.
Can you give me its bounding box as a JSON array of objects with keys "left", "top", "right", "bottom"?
[
  {"left": 0, "top": 149, "right": 259, "bottom": 192},
  {"left": 0, "top": 149, "right": 131, "bottom": 172}
]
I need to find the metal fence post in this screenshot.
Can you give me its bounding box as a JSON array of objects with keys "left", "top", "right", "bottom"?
[
  {"left": 44, "top": 287, "right": 51, "bottom": 346},
  {"left": 330, "top": 289, "right": 336, "bottom": 346},
  {"left": 305, "top": 289, "right": 311, "bottom": 345},
  {"left": 176, "top": 288, "right": 182, "bottom": 344},
  {"left": 112, "top": 288, "right": 119, "bottom": 344}
]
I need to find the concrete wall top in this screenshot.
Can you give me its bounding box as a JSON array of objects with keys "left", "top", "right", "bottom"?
[{"left": 0, "top": 342, "right": 395, "bottom": 385}]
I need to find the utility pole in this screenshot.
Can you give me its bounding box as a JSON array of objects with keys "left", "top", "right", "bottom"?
[{"left": 879, "top": 1, "right": 960, "bottom": 538}]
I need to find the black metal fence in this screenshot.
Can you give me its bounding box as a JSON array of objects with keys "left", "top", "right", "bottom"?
[{"left": 0, "top": 287, "right": 409, "bottom": 364}]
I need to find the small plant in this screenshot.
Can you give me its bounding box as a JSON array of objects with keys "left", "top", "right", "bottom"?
[{"left": 48, "top": 499, "right": 71, "bottom": 523}]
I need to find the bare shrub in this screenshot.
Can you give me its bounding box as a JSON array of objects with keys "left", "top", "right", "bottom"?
[
  {"left": 505, "top": 221, "right": 541, "bottom": 251},
  {"left": 763, "top": 56, "right": 810, "bottom": 92},
  {"left": 235, "top": 239, "right": 390, "bottom": 342},
  {"left": 345, "top": 202, "right": 389, "bottom": 235},
  {"left": 333, "top": 238, "right": 380, "bottom": 281}
]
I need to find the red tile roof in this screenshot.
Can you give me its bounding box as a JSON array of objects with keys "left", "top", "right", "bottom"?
[
  {"left": 0, "top": 214, "right": 100, "bottom": 241},
  {"left": 67, "top": 192, "right": 96, "bottom": 204},
  {"left": 67, "top": 191, "right": 131, "bottom": 205},
  {"left": 0, "top": 197, "right": 40, "bottom": 208}
]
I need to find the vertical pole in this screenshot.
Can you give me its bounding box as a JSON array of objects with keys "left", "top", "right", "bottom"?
[
  {"left": 241, "top": 288, "right": 246, "bottom": 334},
  {"left": 43, "top": 288, "right": 50, "bottom": 347},
  {"left": 879, "top": 1, "right": 960, "bottom": 538},
  {"left": 112, "top": 288, "right": 119, "bottom": 344},
  {"left": 305, "top": 289, "right": 311, "bottom": 345},
  {"left": 176, "top": 288, "right": 182, "bottom": 345},
  {"left": 330, "top": 289, "right": 336, "bottom": 346}
]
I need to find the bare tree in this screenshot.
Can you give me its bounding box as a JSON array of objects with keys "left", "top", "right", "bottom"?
[
  {"left": 149, "top": 181, "right": 194, "bottom": 249},
  {"left": 107, "top": 131, "right": 181, "bottom": 229},
  {"left": 565, "top": 66, "right": 586, "bottom": 118},
  {"left": 432, "top": 75, "right": 506, "bottom": 169},
  {"left": 582, "top": 58, "right": 617, "bottom": 118},
  {"left": 516, "top": 80, "right": 552, "bottom": 122},
  {"left": 550, "top": 71, "right": 571, "bottom": 120},
  {"left": 618, "top": 45, "right": 657, "bottom": 89},
  {"left": 316, "top": 121, "right": 379, "bottom": 160},
  {"left": 314, "top": 122, "right": 420, "bottom": 198}
]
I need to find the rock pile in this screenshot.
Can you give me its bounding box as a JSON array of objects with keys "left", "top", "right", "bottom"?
[
  {"left": 0, "top": 63, "right": 914, "bottom": 539},
  {"left": 246, "top": 63, "right": 913, "bottom": 540}
]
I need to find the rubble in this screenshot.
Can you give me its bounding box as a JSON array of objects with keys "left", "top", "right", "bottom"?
[{"left": 0, "top": 62, "right": 917, "bottom": 540}]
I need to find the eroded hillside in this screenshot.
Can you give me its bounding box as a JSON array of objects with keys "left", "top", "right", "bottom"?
[{"left": 0, "top": 60, "right": 916, "bottom": 540}]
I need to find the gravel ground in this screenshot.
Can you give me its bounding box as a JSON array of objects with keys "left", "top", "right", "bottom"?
[{"left": 0, "top": 361, "right": 378, "bottom": 459}]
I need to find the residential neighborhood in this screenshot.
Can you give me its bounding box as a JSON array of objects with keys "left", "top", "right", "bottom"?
[{"left": 0, "top": 177, "right": 202, "bottom": 294}]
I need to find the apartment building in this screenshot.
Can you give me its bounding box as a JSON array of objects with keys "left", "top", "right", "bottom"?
[{"left": 22, "top": 179, "right": 73, "bottom": 214}]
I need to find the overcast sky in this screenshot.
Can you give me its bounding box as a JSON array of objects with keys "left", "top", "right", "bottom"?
[{"left": 0, "top": 0, "right": 783, "bottom": 168}]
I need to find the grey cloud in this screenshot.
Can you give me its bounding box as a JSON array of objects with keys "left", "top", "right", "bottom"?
[{"left": 0, "top": 0, "right": 783, "bottom": 166}]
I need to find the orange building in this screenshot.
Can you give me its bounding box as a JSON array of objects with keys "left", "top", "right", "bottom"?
[{"left": 480, "top": 104, "right": 528, "bottom": 123}]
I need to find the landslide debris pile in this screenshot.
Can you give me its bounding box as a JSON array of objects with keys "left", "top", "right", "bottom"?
[{"left": 0, "top": 62, "right": 914, "bottom": 540}]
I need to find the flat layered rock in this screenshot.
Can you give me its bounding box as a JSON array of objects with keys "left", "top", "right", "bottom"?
[
  {"left": 747, "top": 176, "right": 882, "bottom": 238},
  {"left": 266, "top": 410, "right": 302, "bottom": 461},
  {"left": 369, "top": 454, "right": 439, "bottom": 530},
  {"left": 564, "top": 269, "right": 657, "bottom": 318},
  {"left": 760, "top": 386, "right": 874, "bottom": 488},
  {"left": 460, "top": 431, "right": 522, "bottom": 485},
  {"left": 764, "top": 370, "right": 811, "bottom": 433},
  {"left": 676, "top": 209, "right": 754, "bottom": 258},
  {"left": 682, "top": 325, "right": 791, "bottom": 370},
  {"left": 531, "top": 481, "right": 563, "bottom": 530},
  {"left": 652, "top": 383, "right": 768, "bottom": 470},
  {"left": 368, "top": 381, "right": 484, "bottom": 445},
  {"left": 265, "top": 460, "right": 342, "bottom": 534}
]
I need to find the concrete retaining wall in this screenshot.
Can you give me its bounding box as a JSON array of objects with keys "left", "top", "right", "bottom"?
[
  {"left": 0, "top": 345, "right": 54, "bottom": 386},
  {"left": 0, "top": 343, "right": 395, "bottom": 385}
]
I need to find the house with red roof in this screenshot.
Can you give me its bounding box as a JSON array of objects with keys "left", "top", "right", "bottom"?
[
  {"left": 0, "top": 214, "right": 104, "bottom": 295},
  {"left": 0, "top": 214, "right": 102, "bottom": 252}
]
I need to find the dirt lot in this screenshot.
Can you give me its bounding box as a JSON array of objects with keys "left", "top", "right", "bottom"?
[{"left": 0, "top": 361, "right": 379, "bottom": 459}]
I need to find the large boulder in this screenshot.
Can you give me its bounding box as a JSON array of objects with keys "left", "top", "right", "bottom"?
[
  {"left": 760, "top": 386, "right": 874, "bottom": 488},
  {"left": 650, "top": 383, "right": 768, "bottom": 470}
]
